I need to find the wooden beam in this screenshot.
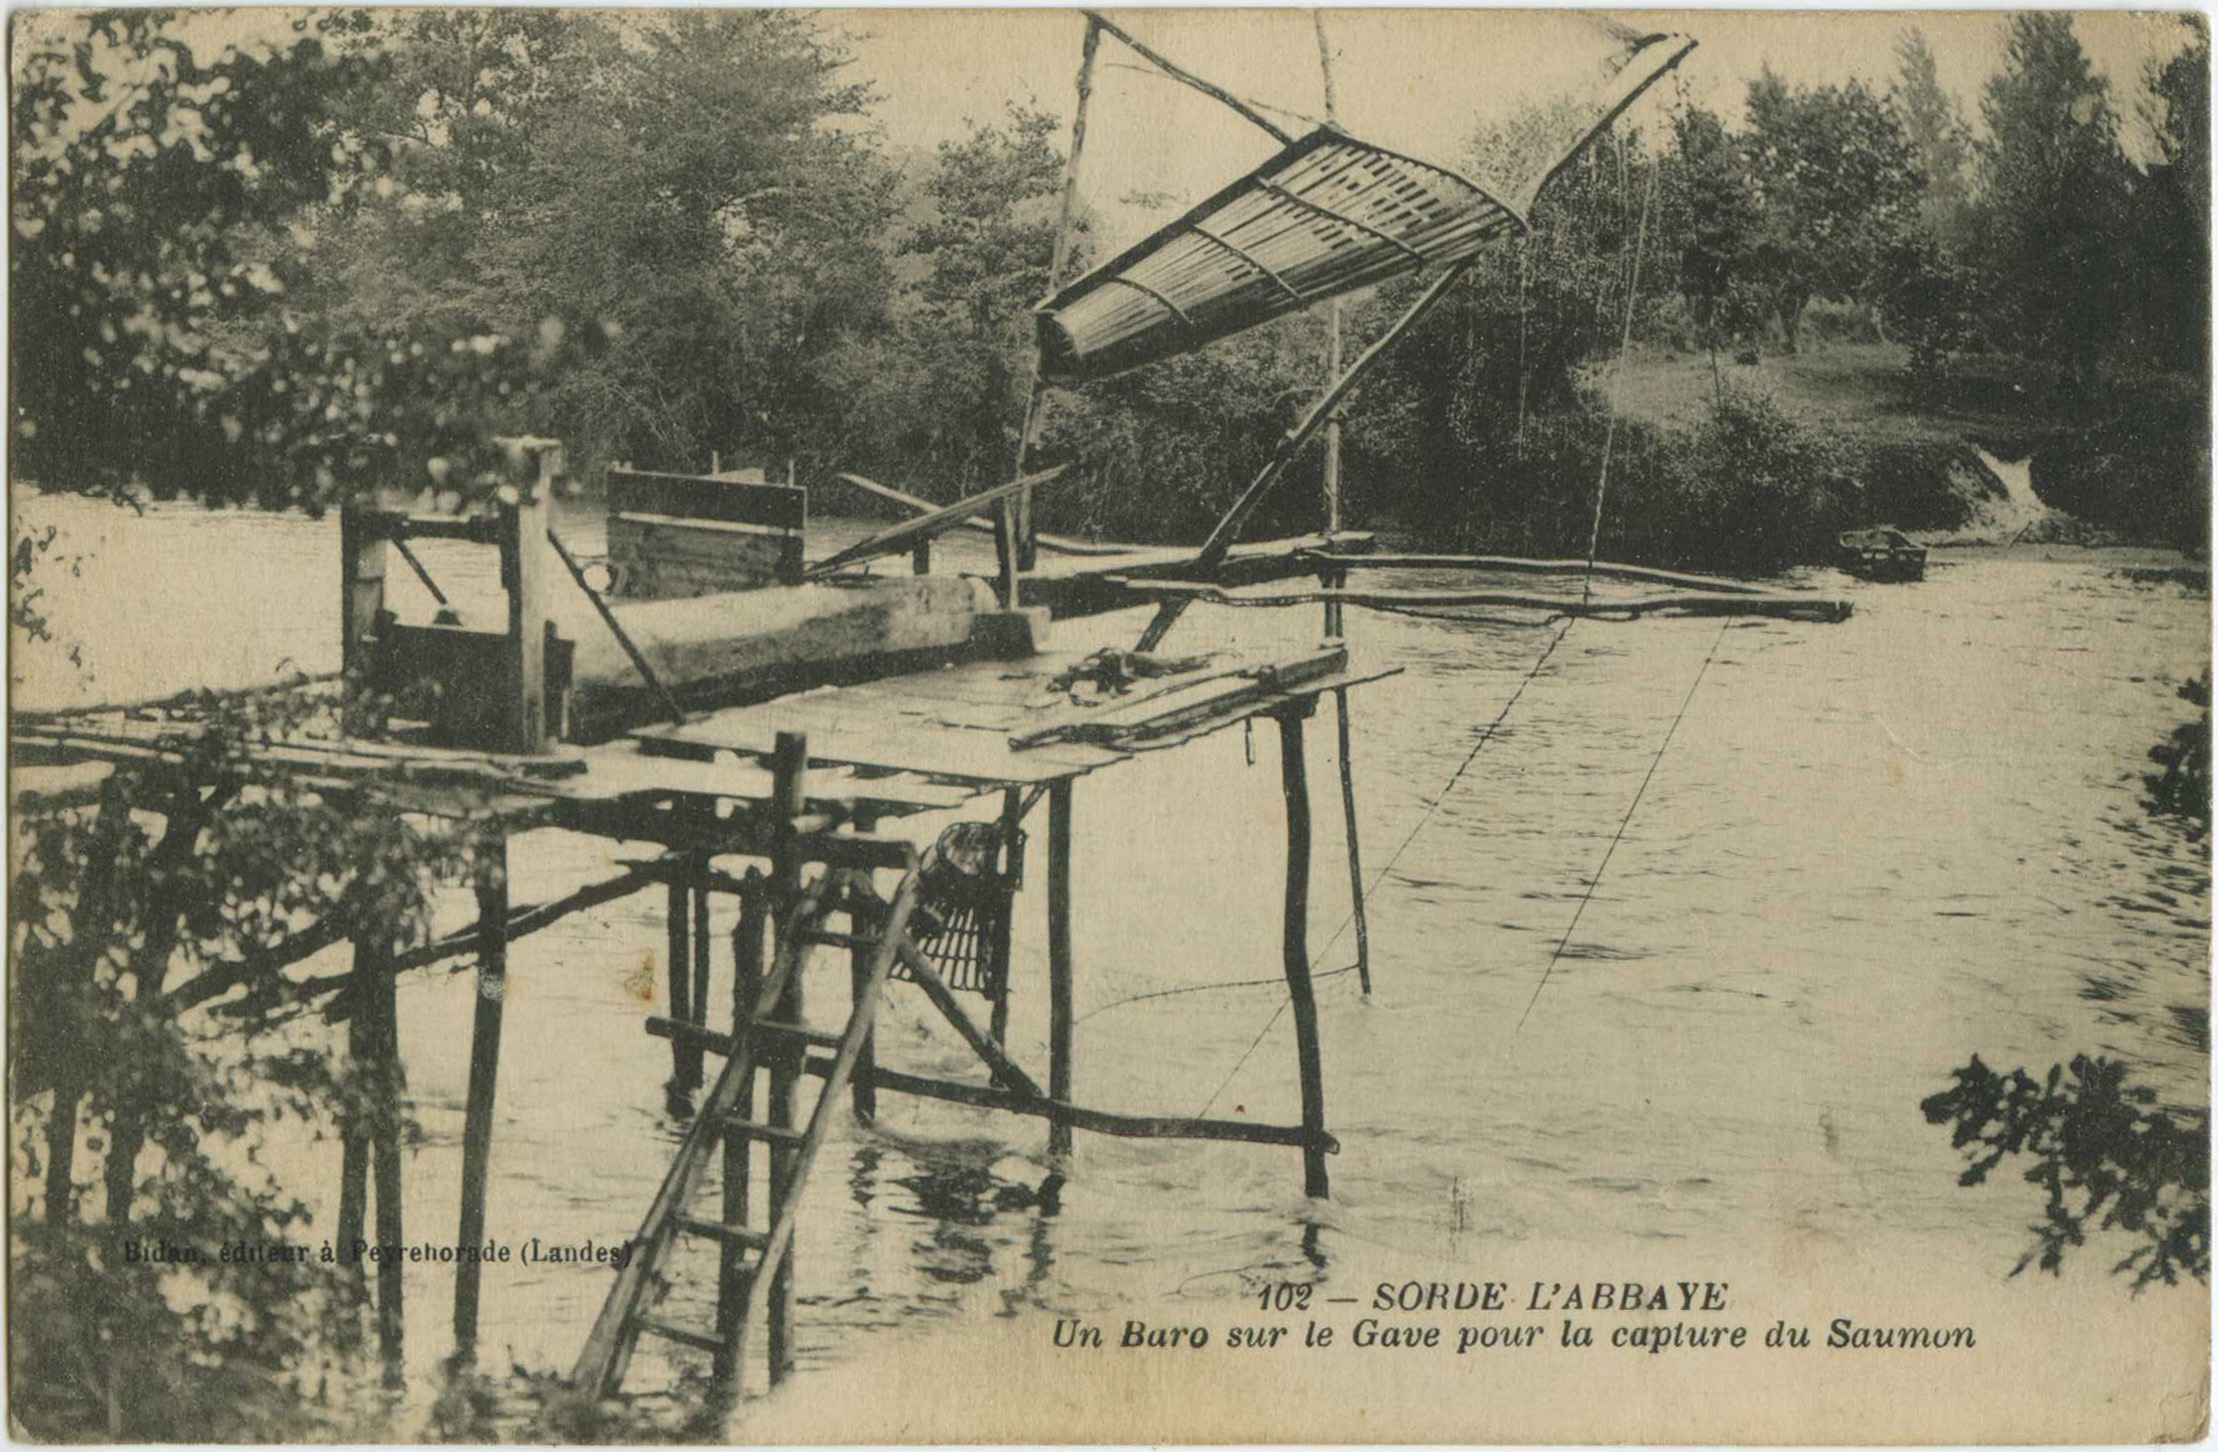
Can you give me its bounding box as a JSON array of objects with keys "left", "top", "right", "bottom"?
[
  {"left": 339, "top": 504, "right": 388, "bottom": 687},
  {"left": 1299, "top": 551, "right": 1776, "bottom": 595},
  {"left": 1128, "top": 582, "right": 1847, "bottom": 622},
  {"left": 365, "top": 939, "right": 407, "bottom": 1380},
  {"left": 715, "top": 871, "right": 767, "bottom": 1383},
  {"left": 452, "top": 833, "right": 508, "bottom": 1360},
  {"left": 1047, "top": 780, "right": 1075, "bottom": 1157},
  {"left": 806, "top": 467, "right": 1068, "bottom": 580},
  {"left": 830, "top": 473, "right": 1135, "bottom": 558},
  {"left": 796, "top": 1058, "right": 1338, "bottom": 1153},
  {"left": 1334, "top": 689, "right": 1372, "bottom": 996},
  {"left": 1013, "top": 16, "right": 1103, "bottom": 568},
  {"left": 842, "top": 877, "right": 1047, "bottom": 1101},
  {"left": 849, "top": 813, "right": 879, "bottom": 1124},
  {"left": 765, "top": 732, "right": 807, "bottom": 1384},
  {"left": 500, "top": 443, "right": 556, "bottom": 753},
  {"left": 1082, "top": 10, "right": 1296, "bottom": 144},
  {"left": 1136, "top": 262, "right": 1480, "bottom": 651},
  {"left": 667, "top": 875, "right": 696, "bottom": 1093},
  {"left": 1276, "top": 710, "right": 1330, "bottom": 1198}
]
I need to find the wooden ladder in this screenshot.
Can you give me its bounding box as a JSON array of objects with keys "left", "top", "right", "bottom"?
[{"left": 571, "top": 855, "right": 921, "bottom": 1401}]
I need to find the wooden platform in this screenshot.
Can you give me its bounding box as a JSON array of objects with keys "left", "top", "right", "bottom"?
[
  {"left": 627, "top": 641, "right": 1396, "bottom": 792},
  {"left": 14, "top": 642, "right": 1396, "bottom": 822},
  {"left": 1010, "top": 530, "right": 1373, "bottom": 619}
]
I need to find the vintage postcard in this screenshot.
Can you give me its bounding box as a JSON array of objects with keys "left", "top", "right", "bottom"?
[{"left": 7, "top": 6, "right": 2210, "bottom": 1443}]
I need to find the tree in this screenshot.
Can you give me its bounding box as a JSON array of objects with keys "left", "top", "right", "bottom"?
[
  {"left": 309, "top": 11, "right": 899, "bottom": 480},
  {"left": 1975, "top": 13, "right": 2134, "bottom": 397},
  {"left": 1741, "top": 69, "right": 1922, "bottom": 352},
  {"left": 1669, "top": 105, "right": 1761, "bottom": 390},
  {"left": 1893, "top": 28, "right": 1976, "bottom": 250},
  {"left": 2134, "top": 18, "right": 2212, "bottom": 376},
  {"left": 878, "top": 105, "right": 1071, "bottom": 499}
]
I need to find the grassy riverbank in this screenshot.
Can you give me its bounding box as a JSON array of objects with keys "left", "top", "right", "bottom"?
[{"left": 1605, "top": 341, "right": 2210, "bottom": 553}]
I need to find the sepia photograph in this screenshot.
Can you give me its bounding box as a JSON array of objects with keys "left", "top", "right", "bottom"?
[{"left": 6, "top": 6, "right": 2211, "bottom": 1443}]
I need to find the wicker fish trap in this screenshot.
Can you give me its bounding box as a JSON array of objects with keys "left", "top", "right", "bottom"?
[{"left": 897, "top": 820, "right": 1020, "bottom": 997}]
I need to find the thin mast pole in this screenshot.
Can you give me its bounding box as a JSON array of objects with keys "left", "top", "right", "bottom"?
[
  {"left": 1082, "top": 10, "right": 1297, "bottom": 145},
  {"left": 1011, "top": 17, "right": 1102, "bottom": 574},
  {"left": 1313, "top": 10, "right": 1345, "bottom": 640}
]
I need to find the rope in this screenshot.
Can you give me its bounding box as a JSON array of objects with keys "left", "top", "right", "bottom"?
[
  {"left": 1514, "top": 612, "right": 1731, "bottom": 1033},
  {"left": 1582, "top": 147, "right": 1660, "bottom": 603}
]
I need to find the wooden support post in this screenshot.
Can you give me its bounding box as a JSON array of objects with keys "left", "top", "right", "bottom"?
[
  {"left": 766, "top": 732, "right": 808, "bottom": 1383},
  {"left": 452, "top": 833, "right": 508, "bottom": 1361},
  {"left": 339, "top": 504, "right": 388, "bottom": 690},
  {"left": 666, "top": 876, "right": 697, "bottom": 1093},
  {"left": 1275, "top": 708, "right": 1330, "bottom": 1199},
  {"left": 715, "top": 870, "right": 768, "bottom": 1383},
  {"left": 692, "top": 860, "right": 712, "bottom": 1032},
  {"left": 1334, "top": 689, "right": 1372, "bottom": 996},
  {"left": 989, "top": 787, "right": 1022, "bottom": 1046},
  {"left": 362, "top": 940, "right": 408, "bottom": 1378},
  {"left": 497, "top": 442, "right": 556, "bottom": 754},
  {"left": 1012, "top": 17, "right": 1103, "bottom": 570},
  {"left": 337, "top": 957, "right": 370, "bottom": 1303},
  {"left": 850, "top": 813, "right": 879, "bottom": 1125},
  {"left": 911, "top": 537, "right": 931, "bottom": 576},
  {"left": 1046, "top": 780, "right": 1075, "bottom": 1158},
  {"left": 1315, "top": 11, "right": 1346, "bottom": 643}
]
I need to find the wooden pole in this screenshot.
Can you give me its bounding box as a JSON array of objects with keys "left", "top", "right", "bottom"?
[
  {"left": 766, "top": 731, "right": 808, "bottom": 1383},
  {"left": 715, "top": 869, "right": 768, "bottom": 1383},
  {"left": 1334, "top": 689, "right": 1372, "bottom": 996},
  {"left": 692, "top": 859, "right": 713, "bottom": 1035},
  {"left": 364, "top": 939, "right": 407, "bottom": 1380},
  {"left": 1137, "top": 260, "right": 1482, "bottom": 652},
  {"left": 339, "top": 504, "right": 388, "bottom": 691},
  {"left": 452, "top": 832, "right": 509, "bottom": 1360},
  {"left": 1083, "top": 10, "right": 1297, "bottom": 144},
  {"left": 666, "top": 875, "right": 696, "bottom": 1094},
  {"left": 337, "top": 951, "right": 370, "bottom": 1303},
  {"left": 988, "top": 787, "right": 1022, "bottom": 1046},
  {"left": 1275, "top": 708, "right": 1330, "bottom": 1199},
  {"left": 1314, "top": 11, "right": 1346, "bottom": 642},
  {"left": 1046, "top": 780, "right": 1075, "bottom": 1158},
  {"left": 849, "top": 813, "right": 879, "bottom": 1125},
  {"left": 1012, "top": 17, "right": 1103, "bottom": 570},
  {"left": 498, "top": 445, "right": 555, "bottom": 753}
]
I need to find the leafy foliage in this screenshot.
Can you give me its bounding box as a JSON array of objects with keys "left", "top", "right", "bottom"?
[
  {"left": 2144, "top": 670, "right": 2212, "bottom": 837},
  {"left": 1974, "top": 14, "right": 2136, "bottom": 397},
  {"left": 1922, "top": 1055, "right": 2209, "bottom": 1290},
  {"left": 1740, "top": 69, "right": 1922, "bottom": 352}
]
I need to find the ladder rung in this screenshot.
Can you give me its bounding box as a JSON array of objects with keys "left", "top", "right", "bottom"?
[
  {"left": 633, "top": 1314, "right": 723, "bottom": 1354},
  {"left": 751, "top": 1019, "right": 844, "bottom": 1051},
  {"left": 676, "top": 1215, "right": 770, "bottom": 1249},
  {"left": 719, "top": 1115, "right": 806, "bottom": 1146}
]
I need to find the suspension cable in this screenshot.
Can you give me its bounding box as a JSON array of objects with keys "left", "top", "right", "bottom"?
[
  {"left": 1582, "top": 150, "right": 1661, "bottom": 603},
  {"left": 1515, "top": 611, "right": 1731, "bottom": 1032}
]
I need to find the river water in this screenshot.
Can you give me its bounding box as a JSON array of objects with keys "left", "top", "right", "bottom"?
[{"left": 10, "top": 495, "right": 2210, "bottom": 1437}]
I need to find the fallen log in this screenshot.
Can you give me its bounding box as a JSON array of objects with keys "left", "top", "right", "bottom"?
[
  {"left": 1119, "top": 580, "right": 1852, "bottom": 623},
  {"left": 1299, "top": 551, "right": 1774, "bottom": 596}
]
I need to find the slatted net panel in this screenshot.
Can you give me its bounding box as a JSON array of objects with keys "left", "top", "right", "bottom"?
[{"left": 1036, "top": 129, "right": 1523, "bottom": 383}]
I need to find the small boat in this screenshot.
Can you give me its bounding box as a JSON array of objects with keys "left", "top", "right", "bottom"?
[{"left": 1838, "top": 527, "right": 1927, "bottom": 583}]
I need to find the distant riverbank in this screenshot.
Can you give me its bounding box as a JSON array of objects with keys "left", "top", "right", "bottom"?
[{"left": 1609, "top": 341, "right": 2211, "bottom": 555}]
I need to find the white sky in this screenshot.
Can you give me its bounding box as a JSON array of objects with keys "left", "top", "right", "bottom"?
[
  {"left": 26, "top": 6, "right": 2201, "bottom": 256},
  {"left": 835, "top": 9, "right": 2198, "bottom": 246}
]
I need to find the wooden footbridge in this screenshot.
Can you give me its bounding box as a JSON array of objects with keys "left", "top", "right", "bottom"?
[{"left": 17, "top": 435, "right": 1404, "bottom": 1403}]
